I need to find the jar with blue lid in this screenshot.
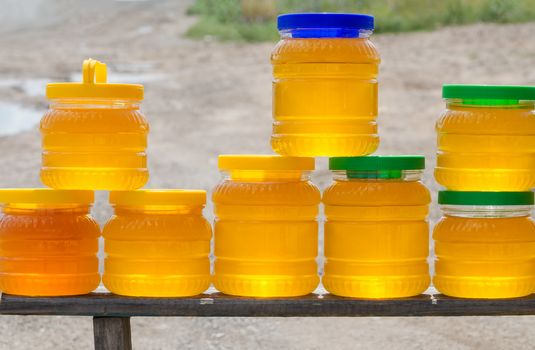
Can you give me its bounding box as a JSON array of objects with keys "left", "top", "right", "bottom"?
[{"left": 271, "top": 13, "right": 381, "bottom": 157}]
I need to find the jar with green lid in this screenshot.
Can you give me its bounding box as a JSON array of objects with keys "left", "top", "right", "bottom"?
[
  {"left": 322, "top": 156, "right": 431, "bottom": 298},
  {"left": 434, "top": 191, "right": 535, "bottom": 299},
  {"left": 435, "top": 84, "right": 535, "bottom": 191}
]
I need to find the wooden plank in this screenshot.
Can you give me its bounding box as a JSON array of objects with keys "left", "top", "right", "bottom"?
[
  {"left": 93, "top": 317, "right": 132, "bottom": 350},
  {"left": 1, "top": 291, "right": 535, "bottom": 317}
]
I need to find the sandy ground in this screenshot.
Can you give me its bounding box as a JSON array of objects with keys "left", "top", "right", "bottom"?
[{"left": 1, "top": 0, "right": 535, "bottom": 349}]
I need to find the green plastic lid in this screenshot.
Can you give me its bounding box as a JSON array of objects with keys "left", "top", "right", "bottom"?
[
  {"left": 443, "top": 85, "right": 535, "bottom": 101},
  {"left": 438, "top": 191, "right": 534, "bottom": 206},
  {"left": 329, "top": 156, "right": 425, "bottom": 171},
  {"left": 330, "top": 156, "right": 425, "bottom": 179}
]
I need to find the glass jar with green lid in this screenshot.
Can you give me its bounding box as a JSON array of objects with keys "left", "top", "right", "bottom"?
[
  {"left": 436, "top": 84, "right": 535, "bottom": 191},
  {"left": 322, "top": 156, "right": 431, "bottom": 298},
  {"left": 434, "top": 191, "right": 535, "bottom": 299}
]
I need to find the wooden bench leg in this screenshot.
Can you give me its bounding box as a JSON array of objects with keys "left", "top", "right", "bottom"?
[{"left": 93, "top": 317, "right": 132, "bottom": 350}]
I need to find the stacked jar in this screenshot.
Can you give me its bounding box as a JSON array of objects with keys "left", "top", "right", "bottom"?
[
  {"left": 0, "top": 190, "right": 99, "bottom": 296},
  {"left": 271, "top": 13, "right": 380, "bottom": 157},
  {"left": 41, "top": 59, "right": 148, "bottom": 191},
  {"left": 211, "top": 13, "right": 433, "bottom": 299},
  {"left": 103, "top": 190, "right": 212, "bottom": 297},
  {"left": 212, "top": 155, "right": 320, "bottom": 297},
  {"left": 1, "top": 58, "right": 148, "bottom": 296},
  {"left": 0, "top": 59, "right": 213, "bottom": 297},
  {"left": 211, "top": 13, "right": 385, "bottom": 298},
  {"left": 323, "top": 156, "right": 431, "bottom": 298},
  {"left": 434, "top": 85, "right": 535, "bottom": 298}
]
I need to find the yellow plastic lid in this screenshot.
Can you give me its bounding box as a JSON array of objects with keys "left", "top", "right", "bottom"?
[
  {"left": 46, "top": 58, "right": 144, "bottom": 100},
  {"left": 110, "top": 190, "right": 207, "bottom": 206},
  {"left": 0, "top": 189, "right": 94, "bottom": 205},
  {"left": 218, "top": 155, "right": 315, "bottom": 171}
]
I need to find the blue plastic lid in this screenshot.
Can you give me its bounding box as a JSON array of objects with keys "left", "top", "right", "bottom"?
[{"left": 277, "top": 13, "right": 374, "bottom": 33}]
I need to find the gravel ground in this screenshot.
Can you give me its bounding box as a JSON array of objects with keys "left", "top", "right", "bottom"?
[{"left": 1, "top": 1, "right": 535, "bottom": 349}]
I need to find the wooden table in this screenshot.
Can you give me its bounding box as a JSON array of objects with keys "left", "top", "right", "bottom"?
[{"left": 2, "top": 289, "right": 535, "bottom": 350}]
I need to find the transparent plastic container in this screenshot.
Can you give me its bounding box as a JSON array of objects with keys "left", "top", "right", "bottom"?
[
  {"left": 434, "top": 191, "right": 535, "bottom": 299},
  {"left": 41, "top": 59, "right": 149, "bottom": 190},
  {"left": 271, "top": 13, "right": 380, "bottom": 157},
  {"left": 103, "top": 190, "right": 212, "bottom": 297},
  {"left": 212, "top": 155, "right": 320, "bottom": 297},
  {"left": 323, "top": 156, "right": 431, "bottom": 298},
  {"left": 435, "top": 85, "right": 535, "bottom": 191},
  {"left": 0, "top": 189, "right": 99, "bottom": 296}
]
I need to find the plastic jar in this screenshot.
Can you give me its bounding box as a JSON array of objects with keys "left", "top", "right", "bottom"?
[
  {"left": 103, "top": 190, "right": 212, "bottom": 297},
  {"left": 323, "top": 156, "right": 431, "bottom": 298},
  {"left": 213, "top": 155, "right": 320, "bottom": 297},
  {"left": 434, "top": 191, "right": 535, "bottom": 299},
  {"left": 41, "top": 59, "right": 149, "bottom": 190},
  {"left": 0, "top": 189, "right": 99, "bottom": 296},
  {"left": 271, "top": 13, "right": 380, "bottom": 157},
  {"left": 435, "top": 85, "right": 535, "bottom": 191}
]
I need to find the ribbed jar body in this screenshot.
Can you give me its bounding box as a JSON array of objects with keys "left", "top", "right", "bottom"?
[
  {"left": 433, "top": 206, "right": 535, "bottom": 299},
  {"left": 40, "top": 99, "right": 149, "bottom": 190},
  {"left": 322, "top": 172, "right": 430, "bottom": 298},
  {"left": 103, "top": 204, "right": 212, "bottom": 297},
  {"left": 271, "top": 33, "right": 380, "bottom": 157},
  {"left": 0, "top": 204, "right": 100, "bottom": 296},
  {"left": 435, "top": 101, "right": 535, "bottom": 191},
  {"left": 213, "top": 170, "right": 321, "bottom": 297}
]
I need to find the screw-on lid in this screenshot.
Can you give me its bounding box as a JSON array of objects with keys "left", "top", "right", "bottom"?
[
  {"left": 329, "top": 156, "right": 425, "bottom": 171},
  {"left": 442, "top": 85, "right": 535, "bottom": 101},
  {"left": 47, "top": 59, "right": 144, "bottom": 100},
  {"left": 277, "top": 13, "right": 374, "bottom": 32},
  {"left": 110, "top": 190, "right": 206, "bottom": 206},
  {"left": 438, "top": 191, "right": 534, "bottom": 206},
  {"left": 218, "top": 155, "right": 315, "bottom": 171},
  {"left": 0, "top": 189, "right": 94, "bottom": 205}
]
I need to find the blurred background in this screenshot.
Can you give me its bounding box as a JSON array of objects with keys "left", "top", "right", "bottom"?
[{"left": 1, "top": 0, "right": 535, "bottom": 349}]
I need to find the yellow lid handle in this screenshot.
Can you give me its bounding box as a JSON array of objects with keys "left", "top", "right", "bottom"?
[{"left": 82, "top": 58, "right": 107, "bottom": 84}]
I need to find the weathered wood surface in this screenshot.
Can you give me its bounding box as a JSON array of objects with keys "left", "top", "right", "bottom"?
[
  {"left": 2, "top": 291, "right": 535, "bottom": 317},
  {"left": 93, "top": 317, "right": 132, "bottom": 350}
]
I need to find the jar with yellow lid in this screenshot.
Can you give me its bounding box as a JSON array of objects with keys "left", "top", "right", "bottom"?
[
  {"left": 212, "top": 155, "right": 320, "bottom": 297},
  {"left": 0, "top": 189, "right": 99, "bottom": 296},
  {"left": 103, "top": 190, "right": 212, "bottom": 297},
  {"left": 41, "top": 59, "right": 149, "bottom": 190}
]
